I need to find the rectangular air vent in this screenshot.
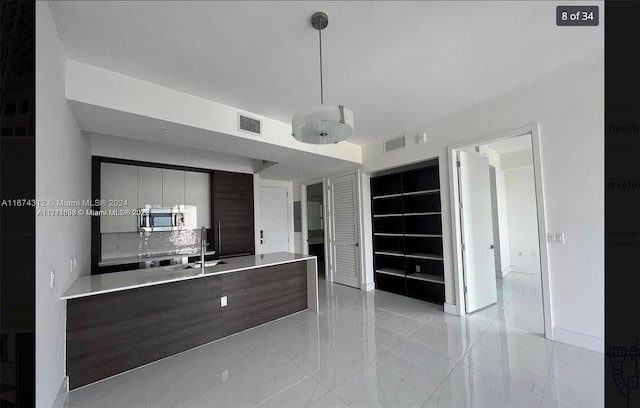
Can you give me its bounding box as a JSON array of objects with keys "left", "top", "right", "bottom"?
[
  {"left": 383, "top": 134, "right": 407, "bottom": 153},
  {"left": 238, "top": 114, "right": 261, "bottom": 135}
]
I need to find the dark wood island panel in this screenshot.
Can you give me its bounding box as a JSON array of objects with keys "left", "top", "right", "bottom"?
[
  {"left": 222, "top": 261, "right": 308, "bottom": 336},
  {"left": 66, "top": 261, "right": 308, "bottom": 389}
]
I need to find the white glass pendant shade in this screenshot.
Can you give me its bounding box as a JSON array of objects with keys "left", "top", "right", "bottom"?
[{"left": 292, "top": 104, "right": 354, "bottom": 144}]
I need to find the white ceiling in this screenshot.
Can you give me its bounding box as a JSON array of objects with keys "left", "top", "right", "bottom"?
[
  {"left": 49, "top": 1, "right": 603, "bottom": 145},
  {"left": 485, "top": 134, "right": 532, "bottom": 154}
]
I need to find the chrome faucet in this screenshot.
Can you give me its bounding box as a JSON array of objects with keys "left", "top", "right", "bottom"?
[{"left": 200, "top": 226, "right": 209, "bottom": 273}]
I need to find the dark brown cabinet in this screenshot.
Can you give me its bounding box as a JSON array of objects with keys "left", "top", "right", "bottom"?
[
  {"left": 212, "top": 171, "right": 255, "bottom": 257},
  {"left": 221, "top": 261, "right": 307, "bottom": 336}
]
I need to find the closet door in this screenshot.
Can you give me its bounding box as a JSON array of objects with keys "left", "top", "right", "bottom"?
[{"left": 328, "top": 172, "right": 360, "bottom": 288}]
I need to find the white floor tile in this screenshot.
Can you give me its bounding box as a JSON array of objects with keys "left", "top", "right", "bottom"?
[
  {"left": 541, "top": 341, "right": 604, "bottom": 407},
  {"left": 366, "top": 310, "right": 426, "bottom": 337},
  {"left": 294, "top": 325, "right": 401, "bottom": 389},
  {"left": 184, "top": 360, "right": 309, "bottom": 407},
  {"left": 409, "top": 314, "right": 490, "bottom": 361},
  {"left": 308, "top": 392, "right": 350, "bottom": 408},
  {"left": 331, "top": 351, "right": 448, "bottom": 408},
  {"left": 422, "top": 363, "right": 543, "bottom": 407},
  {"left": 257, "top": 375, "right": 329, "bottom": 408},
  {"left": 462, "top": 326, "right": 553, "bottom": 395}
]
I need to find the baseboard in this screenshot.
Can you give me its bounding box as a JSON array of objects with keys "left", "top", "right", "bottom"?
[
  {"left": 361, "top": 281, "right": 375, "bottom": 292},
  {"left": 444, "top": 302, "right": 459, "bottom": 315},
  {"left": 501, "top": 265, "right": 512, "bottom": 278},
  {"left": 552, "top": 327, "right": 604, "bottom": 353},
  {"left": 52, "top": 376, "right": 69, "bottom": 408}
]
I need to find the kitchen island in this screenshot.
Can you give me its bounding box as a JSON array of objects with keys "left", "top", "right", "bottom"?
[{"left": 61, "top": 252, "right": 318, "bottom": 389}]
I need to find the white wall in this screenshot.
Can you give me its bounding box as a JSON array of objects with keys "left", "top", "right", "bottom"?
[
  {"left": 361, "top": 62, "right": 604, "bottom": 350},
  {"left": 90, "top": 132, "right": 255, "bottom": 174},
  {"left": 36, "top": 3, "right": 91, "bottom": 406},
  {"left": 504, "top": 166, "right": 541, "bottom": 275},
  {"left": 502, "top": 149, "right": 534, "bottom": 169}
]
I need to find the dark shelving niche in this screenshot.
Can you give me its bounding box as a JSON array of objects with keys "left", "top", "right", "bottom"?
[
  {"left": 403, "top": 192, "right": 440, "bottom": 213},
  {"left": 373, "top": 196, "right": 403, "bottom": 215},
  {"left": 371, "top": 173, "right": 402, "bottom": 197},
  {"left": 370, "top": 158, "right": 445, "bottom": 305},
  {"left": 374, "top": 235, "right": 404, "bottom": 254},
  {"left": 373, "top": 216, "right": 403, "bottom": 234},
  {"left": 404, "top": 214, "right": 442, "bottom": 235}
]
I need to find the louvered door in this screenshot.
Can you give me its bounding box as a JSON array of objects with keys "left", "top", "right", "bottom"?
[{"left": 328, "top": 172, "right": 361, "bottom": 288}]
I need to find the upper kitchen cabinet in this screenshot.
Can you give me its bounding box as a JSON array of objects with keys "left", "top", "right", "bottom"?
[
  {"left": 213, "top": 171, "right": 254, "bottom": 257},
  {"left": 100, "top": 163, "right": 138, "bottom": 233},
  {"left": 137, "top": 166, "right": 163, "bottom": 208},
  {"left": 162, "top": 169, "right": 185, "bottom": 207},
  {"left": 185, "top": 171, "right": 211, "bottom": 229}
]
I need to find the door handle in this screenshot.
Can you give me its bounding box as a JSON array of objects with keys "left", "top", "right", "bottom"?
[
  {"left": 353, "top": 243, "right": 359, "bottom": 247},
  {"left": 490, "top": 244, "right": 495, "bottom": 249}
]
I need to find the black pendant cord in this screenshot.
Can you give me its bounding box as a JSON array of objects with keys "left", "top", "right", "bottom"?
[{"left": 319, "top": 28, "right": 324, "bottom": 105}]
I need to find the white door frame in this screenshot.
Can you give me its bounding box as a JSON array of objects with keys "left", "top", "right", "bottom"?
[
  {"left": 448, "top": 124, "right": 553, "bottom": 339},
  {"left": 301, "top": 178, "right": 330, "bottom": 281}
]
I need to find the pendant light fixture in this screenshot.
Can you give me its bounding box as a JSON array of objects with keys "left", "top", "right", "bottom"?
[{"left": 292, "top": 12, "right": 354, "bottom": 144}]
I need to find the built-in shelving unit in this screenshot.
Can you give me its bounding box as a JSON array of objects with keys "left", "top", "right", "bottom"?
[{"left": 370, "top": 158, "right": 445, "bottom": 305}]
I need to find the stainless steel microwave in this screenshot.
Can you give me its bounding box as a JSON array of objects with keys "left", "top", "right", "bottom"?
[{"left": 138, "top": 205, "right": 196, "bottom": 232}]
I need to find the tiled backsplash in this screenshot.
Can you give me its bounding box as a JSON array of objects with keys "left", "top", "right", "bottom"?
[{"left": 101, "top": 230, "right": 201, "bottom": 260}]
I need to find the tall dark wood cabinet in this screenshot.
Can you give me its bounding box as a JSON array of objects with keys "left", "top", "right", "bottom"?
[
  {"left": 212, "top": 171, "right": 255, "bottom": 257},
  {"left": 370, "top": 159, "right": 445, "bottom": 305}
]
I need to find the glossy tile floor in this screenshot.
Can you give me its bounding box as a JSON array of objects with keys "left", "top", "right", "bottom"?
[{"left": 61, "top": 273, "right": 603, "bottom": 407}]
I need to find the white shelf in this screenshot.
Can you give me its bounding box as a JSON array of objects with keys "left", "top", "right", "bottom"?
[
  {"left": 375, "top": 251, "right": 404, "bottom": 257},
  {"left": 402, "top": 189, "right": 440, "bottom": 197},
  {"left": 404, "top": 234, "right": 442, "bottom": 238},
  {"left": 372, "top": 193, "right": 402, "bottom": 200},
  {"left": 405, "top": 253, "right": 443, "bottom": 261},
  {"left": 376, "top": 268, "right": 405, "bottom": 277},
  {"left": 374, "top": 233, "right": 403, "bottom": 237},
  {"left": 373, "top": 213, "right": 403, "bottom": 218},
  {"left": 403, "top": 212, "right": 441, "bottom": 216},
  {"left": 406, "top": 273, "right": 444, "bottom": 284}
]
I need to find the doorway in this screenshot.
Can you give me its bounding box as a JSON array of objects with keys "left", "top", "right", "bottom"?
[
  {"left": 259, "top": 185, "right": 289, "bottom": 253},
  {"left": 449, "top": 126, "right": 551, "bottom": 337},
  {"left": 306, "top": 183, "right": 326, "bottom": 279}
]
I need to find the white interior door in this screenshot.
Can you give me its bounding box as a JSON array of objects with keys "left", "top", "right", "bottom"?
[
  {"left": 328, "top": 173, "right": 360, "bottom": 288},
  {"left": 458, "top": 151, "right": 497, "bottom": 313},
  {"left": 489, "top": 166, "right": 502, "bottom": 274},
  {"left": 259, "top": 185, "right": 289, "bottom": 254}
]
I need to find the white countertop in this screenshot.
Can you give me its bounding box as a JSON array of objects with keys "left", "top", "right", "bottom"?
[{"left": 61, "top": 252, "right": 316, "bottom": 300}]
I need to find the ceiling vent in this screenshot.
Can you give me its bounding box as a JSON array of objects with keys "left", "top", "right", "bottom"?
[
  {"left": 383, "top": 134, "right": 407, "bottom": 153},
  {"left": 238, "top": 114, "right": 261, "bottom": 135}
]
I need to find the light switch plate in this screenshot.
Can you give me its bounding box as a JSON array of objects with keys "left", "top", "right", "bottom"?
[
  {"left": 547, "top": 233, "right": 565, "bottom": 244},
  {"left": 221, "top": 296, "right": 227, "bottom": 307}
]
